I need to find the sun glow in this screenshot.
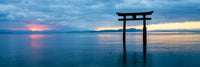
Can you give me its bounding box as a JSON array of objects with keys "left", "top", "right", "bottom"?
[
  {"left": 96, "top": 21, "right": 200, "bottom": 31},
  {"left": 26, "top": 23, "right": 51, "bottom": 31},
  {"left": 30, "top": 28, "right": 43, "bottom": 31}
]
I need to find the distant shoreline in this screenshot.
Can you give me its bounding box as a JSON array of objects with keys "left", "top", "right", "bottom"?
[
  {"left": 0, "top": 31, "right": 200, "bottom": 34},
  {"left": 0, "top": 28, "right": 200, "bottom": 34}
]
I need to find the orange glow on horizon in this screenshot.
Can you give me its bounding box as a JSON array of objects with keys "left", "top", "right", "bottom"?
[{"left": 96, "top": 21, "right": 200, "bottom": 31}]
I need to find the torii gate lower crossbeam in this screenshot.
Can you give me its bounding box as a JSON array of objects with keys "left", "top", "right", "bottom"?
[{"left": 117, "top": 11, "right": 153, "bottom": 55}]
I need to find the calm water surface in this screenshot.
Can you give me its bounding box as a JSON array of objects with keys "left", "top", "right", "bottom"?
[{"left": 0, "top": 32, "right": 199, "bottom": 67}]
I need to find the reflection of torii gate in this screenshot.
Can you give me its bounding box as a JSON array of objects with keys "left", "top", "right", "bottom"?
[{"left": 117, "top": 11, "right": 153, "bottom": 53}]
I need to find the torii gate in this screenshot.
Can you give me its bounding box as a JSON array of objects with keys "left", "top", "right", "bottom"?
[{"left": 117, "top": 11, "right": 153, "bottom": 54}]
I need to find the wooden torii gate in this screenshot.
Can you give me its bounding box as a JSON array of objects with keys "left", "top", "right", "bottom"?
[{"left": 117, "top": 11, "right": 153, "bottom": 54}]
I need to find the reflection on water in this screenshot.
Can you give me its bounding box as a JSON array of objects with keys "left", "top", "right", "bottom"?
[
  {"left": 148, "top": 34, "right": 200, "bottom": 52},
  {"left": 148, "top": 34, "right": 200, "bottom": 45},
  {"left": 29, "top": 34, "right": 45, "bottom": 48},
  {"left": 119, "top": 50, "right": 150, "bottom": 67},
  {"left": 121, "top": 33, "right": 148, "bottom": 67},
  {"left": 0, "top": 32, "right": 199, "bottom": 67},
  {"left": 29, "top": 34, "right": 45, "bottom": 39},
  {"left": 97, "top": 34, "right": 121, "bottom": 44}
]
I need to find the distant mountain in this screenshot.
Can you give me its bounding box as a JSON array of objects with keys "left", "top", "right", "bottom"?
[
  {"left": 90, "top": 29, "right": 200, "bottom": 32},
  {"left": 150, "top": 29, "right": 200, "bottom": 32},
  {"left": 90, "top": 28, "right": 142, "bottom": 32}
]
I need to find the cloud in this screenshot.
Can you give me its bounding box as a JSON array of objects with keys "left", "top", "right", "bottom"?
[{"left": 0, "top": 0, "right": 200, "bottom": 31}]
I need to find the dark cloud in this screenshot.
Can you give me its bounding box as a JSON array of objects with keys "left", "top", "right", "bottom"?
[{"left": 0, "top": 0, "right": 199, "bottom": 31}]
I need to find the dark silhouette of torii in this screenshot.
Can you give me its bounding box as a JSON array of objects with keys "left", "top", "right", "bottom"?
[{"left": 117, "top": 11, "right": 153, "bottom": 63}]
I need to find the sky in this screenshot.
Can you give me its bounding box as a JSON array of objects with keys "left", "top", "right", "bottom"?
[{"left": 0, "top": 0, "right": 200, "bottom": 31}]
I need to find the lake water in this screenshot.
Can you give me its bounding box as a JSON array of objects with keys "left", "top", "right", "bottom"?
[{"left": 0, "top": 32, "right": 199, "bottom": 67}]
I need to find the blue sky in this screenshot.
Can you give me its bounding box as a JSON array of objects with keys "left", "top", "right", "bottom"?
[{"left": 0, "top": 0, "right": 200, "bottom": 31}]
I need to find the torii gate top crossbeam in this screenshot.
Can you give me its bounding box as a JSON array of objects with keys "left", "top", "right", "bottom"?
[
  {"left": 117, "top": 11, "right": 153, "bottom": 16},
  {"left": 117, "top": 11, "right": 153, "bottom": 21}
]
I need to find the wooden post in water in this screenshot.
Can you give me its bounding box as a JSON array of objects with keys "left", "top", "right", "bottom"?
[
  {"left": 123, "top": 16, "right": 126, "bottom": 53},
  {"left": 117, "top": 11, "right": 153, "bottom": 62},
  {"left": 143, "top": 15, "right": 147, "bottom": 63}
]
